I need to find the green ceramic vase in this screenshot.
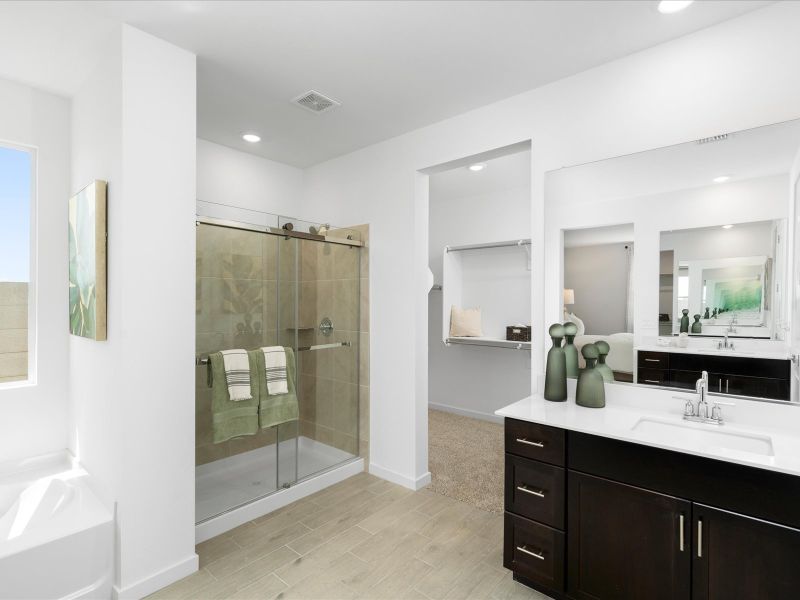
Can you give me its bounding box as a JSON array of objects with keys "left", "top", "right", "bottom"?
[
  {"left": 593, "top": 340, "right": 614, "bottom": 383},
  {"left": 691, "top": 315, "right": 702, "bottom": 334},
  {"left": 679, "top": 309, "right": 690, "bottom": 333},
  {"left": 703, "top": 307, "right": 710, "bottom": 320},
  {"left": 576, "top": 344, "right": 605, "bottom": 408},
  {"left": 563, "top": 321, "right": 579, "bottom": 378},
  {"left": 544, "top": 324, "right": 567, "bottom": 402}
]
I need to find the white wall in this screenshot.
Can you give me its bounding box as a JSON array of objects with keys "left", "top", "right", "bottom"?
[
  {"left": 0, "top": 77, "right": 70, "bottom": 462},
  {"left": 70, "top": 25, "right": 197, "bottom": 599},
  {"left": 428, "top": 174, "right": 531, "bottom": 421},
  {"left": 302, "top": 2, "right": 800, "bottom": 489},
  {"left": 197, "top": 138, "right": 303, "bottom": 220}
]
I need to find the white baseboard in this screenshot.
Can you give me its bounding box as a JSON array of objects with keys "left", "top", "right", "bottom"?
[
  {"left": 428, "top": 402, "right": 504, "bottom": 424},
  {"left": 369, "top": 462, "right": 431, "bottom": 491},
  {"left": 112, "top": 553, "right": 199, "bottom": 600},
  {"left": 195, "top": 457, "right": 364, "bottom": 544}
]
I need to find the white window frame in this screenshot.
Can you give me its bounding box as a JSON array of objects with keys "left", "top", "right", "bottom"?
[{"left": 0, "top": 139, "right": 37, "bottom": 389}]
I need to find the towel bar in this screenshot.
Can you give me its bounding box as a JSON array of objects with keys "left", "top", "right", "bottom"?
[{"left": 195, "top": 341, "right": 352, "bottom": 366}]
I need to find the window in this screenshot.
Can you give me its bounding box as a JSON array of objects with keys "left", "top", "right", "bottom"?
[
  {"left": 677, "top": 267, "right": 689, "bottom": 314},
  {"left": 0, "top": 143, "right": 34, "bottom": 385}
]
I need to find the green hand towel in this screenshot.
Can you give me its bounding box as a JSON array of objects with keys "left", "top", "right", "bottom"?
[
  {"left": 209, "top": 351, "right": 259, "bottom": 443},
  {"left": 251, "top": 347, "right": 299, "bottom": 429}
]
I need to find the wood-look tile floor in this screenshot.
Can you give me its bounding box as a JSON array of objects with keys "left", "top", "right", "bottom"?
[{"left": 148, "top": 473, "right": 551, "bottom": 600}]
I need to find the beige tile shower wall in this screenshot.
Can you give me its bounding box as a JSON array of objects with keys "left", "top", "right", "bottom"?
[
  {"left": 0, "top": 283, "right": 28, "bottom": 384},
  {"left": 195, "top": 226, "right": 281, "bottom": 466},
  {"left": 297, "top": 225, "right": 369, "bottom": 469}
]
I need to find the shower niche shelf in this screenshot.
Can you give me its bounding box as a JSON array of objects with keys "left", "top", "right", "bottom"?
[{"left": 442, "top": 239, "right": 532, "bottom": 351}]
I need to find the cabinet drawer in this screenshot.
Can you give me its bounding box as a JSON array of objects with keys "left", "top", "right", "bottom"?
[
  {"left": 505, "top": 454, "right": 565, "bottom": 529},
  {"left": 504, "top": 513, "right": 565, "bottom": 593},
  {"left": 638, "top": 367, "right": 668, "bottom": 386},
  {"left": 505, "top": 419, "right": 565, "bottom": 467},
  {"left": 638, "top": 351, "right": 670, "bottom": 370}
]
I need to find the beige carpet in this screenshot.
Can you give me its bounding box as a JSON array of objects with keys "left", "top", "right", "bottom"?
[{"left": 428, "top": 408, "right": 504, "bottom": 514}]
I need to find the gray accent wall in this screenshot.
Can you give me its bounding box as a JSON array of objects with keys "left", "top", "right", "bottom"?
[{"left": 564, "top": 243, "right": 629, "bottom": 335}]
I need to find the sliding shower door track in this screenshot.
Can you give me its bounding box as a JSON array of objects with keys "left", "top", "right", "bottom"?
[{"left": 196, "top": 216, "right": 363, "bottom": 247}]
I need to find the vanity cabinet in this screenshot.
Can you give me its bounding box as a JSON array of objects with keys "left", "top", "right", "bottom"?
[
  {"left": 691, "top": 504, "right": 800, "bottom": 599},
  {"left": 503, "top": 418, "right": 800, "bottom": 600},
  {"left": 568, "top": 472, "right": 690, "bottom": 600},
  {"left": 637, "top": 350, "right": 790, "bottom": 401}
]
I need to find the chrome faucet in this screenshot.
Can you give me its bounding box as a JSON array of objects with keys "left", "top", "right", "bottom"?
[
  {"left": 677, "top": 371, "right": 735, "bottom": 425},
  {"left": 727, "top": 313, "right": 738, "bottom": 334},
  {"left": 695, "top": 371, "right": 709, "bottom": 419},
  {"left": 718, "top": 331, "right": 735, "bottom": 351}
]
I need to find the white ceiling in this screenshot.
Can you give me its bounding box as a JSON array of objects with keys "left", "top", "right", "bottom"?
[
  {"left": 430, "top": 149, "right": 531, "bottom": 203},
  {"left": 0, "top": 1, "right": 774, "bottom": 167}
]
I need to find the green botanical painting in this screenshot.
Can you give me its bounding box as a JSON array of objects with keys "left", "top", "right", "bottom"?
[
  {"left": 69, "top": 181, "right": 107, "bottom": 340},
  {"left": 715, "top": 279, "right": 762, "bottom": 312}
]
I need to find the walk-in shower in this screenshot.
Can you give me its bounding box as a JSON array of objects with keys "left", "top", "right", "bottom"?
[{"left": 195, "top": 207, "right": 362, "bottom": 523}]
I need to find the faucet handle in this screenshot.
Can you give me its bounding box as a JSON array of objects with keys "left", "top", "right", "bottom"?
[
  {"left": 711, "top": 400, "right": 735, "bottom": 422},
  {"left": 673, "top": 395, "right": 695, "bottom": 416}
]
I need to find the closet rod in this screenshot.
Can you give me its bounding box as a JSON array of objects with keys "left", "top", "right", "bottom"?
[{"left": 445, "top": 239, "right": 531, "bottom": 253}]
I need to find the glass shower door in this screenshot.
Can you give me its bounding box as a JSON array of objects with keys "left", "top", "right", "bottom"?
[
  {"left": 278, "top": 232, "right": 361, "bottom": 486},
  {"left": 195, "top": 222, "right": 280, "bottom": 522}
]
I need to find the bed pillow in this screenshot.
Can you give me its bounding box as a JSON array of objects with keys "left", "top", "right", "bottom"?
[
  {"left": 566, "top": 312, "right": 585, "bottom": 336},
  {"left": 450, "top": 306, "right": 483, "bottom": 337}
]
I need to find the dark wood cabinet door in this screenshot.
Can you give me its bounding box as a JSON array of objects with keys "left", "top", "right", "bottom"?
[
  {"left": 692, "top": 504, "right": 800, "bottom": 600},
  {"left": 715, "top": 374, "right": 789, "bottom": 401},
  {"left": 568, "top": 472, "right": 691, "bottom": 600}
]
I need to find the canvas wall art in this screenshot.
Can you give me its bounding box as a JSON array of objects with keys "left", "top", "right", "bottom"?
[{"left": 68, "top": 180, "right": 107, "bottom": 340}]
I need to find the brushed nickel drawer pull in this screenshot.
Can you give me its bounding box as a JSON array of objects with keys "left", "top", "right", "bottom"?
[
  {"left": 644, "top": 379, "right": 660, "bottom": 384},
  {"left": 516, "top": 545, "right": 545, "bottom": 560},
  {"left": 516, "top": 485, "right": 545, "bottom": 498},
  {"left": 679, "top": 514, "right": 685, "bottom": 552},
  {"left": 697, "top": 519, "right": 703, "bottom": 558},
  {"left": 516, "top": 438, "right": 544, "bottom": 447},
  {"left": 645, "top": 358, "right": 660, "bottom": 362}
]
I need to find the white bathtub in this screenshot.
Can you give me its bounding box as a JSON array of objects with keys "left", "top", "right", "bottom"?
[{"left": 0, "top": 452, "right": 113, "bottom": 600}]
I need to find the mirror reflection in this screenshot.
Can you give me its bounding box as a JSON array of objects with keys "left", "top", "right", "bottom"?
[
  {"left": 563, "top": 224, "right": 635, "bottom": 381},
  {"left": 660, "top": 220, "right": 785, "bottom": 339},
  {"left": 547, "top": 118, "right": 800, "bottom": 401}
]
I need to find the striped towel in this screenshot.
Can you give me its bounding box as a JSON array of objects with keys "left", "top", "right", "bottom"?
[
  {"left": 261, "top": 346, "right": 288, "bottom": 395},
  {"left": 220, "top": 349, "right": 252, "bottom": 401}
]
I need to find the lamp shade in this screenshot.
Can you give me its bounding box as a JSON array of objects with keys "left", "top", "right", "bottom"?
[{"left": 563, "top": 288, "right": 575, "bottom": 305}]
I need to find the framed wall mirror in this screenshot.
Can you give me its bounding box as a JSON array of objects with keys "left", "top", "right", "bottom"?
[{"left": 546, "top": 118, "right": 800, "bottom": 402}]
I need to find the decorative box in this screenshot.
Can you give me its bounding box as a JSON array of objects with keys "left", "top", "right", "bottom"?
[{"left": 506, "top": 325, "right": 531, "bottom": 342}]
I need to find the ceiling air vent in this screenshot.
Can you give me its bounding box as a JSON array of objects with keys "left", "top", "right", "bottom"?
[
  {"left": 696, "top": 133, "right": 729, "bottom": 145},
  {"left": 291, "top": 90, "right": 340, "bottom": 114}
]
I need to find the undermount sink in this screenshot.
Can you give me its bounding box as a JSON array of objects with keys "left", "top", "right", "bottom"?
[{"left": 631, "top": 417, "right": 774, "bottom": 457}]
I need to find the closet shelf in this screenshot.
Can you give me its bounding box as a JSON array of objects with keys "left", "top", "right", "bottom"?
[{"left": 445, "top": 336, "right": 531, "bottom": 350}]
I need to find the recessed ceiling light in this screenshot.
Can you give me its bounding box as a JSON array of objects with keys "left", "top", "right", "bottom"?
[
  {"left": 242, "top": 133, "right": 261, "bottom": 143},
  {"left": 658, "top": 0, "right": 694, "bottom": 14},
  {"left": 468, "top": 163, "right": 486, "bottom": 172},
  {"left": 722, "top": 224, "right": 734, "bottom": 230},
  {"left": 713, "top": 175, "right": 731, "bottom": 183}
]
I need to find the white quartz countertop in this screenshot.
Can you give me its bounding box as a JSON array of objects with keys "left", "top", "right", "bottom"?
[
  {"left": 635, "top": 344, "right": 791, "bottom": 360},
  {"left": 496, "top": 392, "right": 800, "bottom": 478}
]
